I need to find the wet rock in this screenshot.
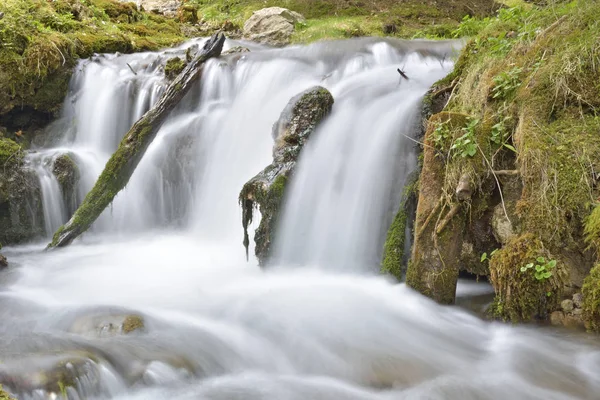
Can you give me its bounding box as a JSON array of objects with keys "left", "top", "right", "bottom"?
[
  {"left": 0, "top": 253, "right": 6, "bottom": 269},
  {"left": 0, "top": 352, "right": 104, "bottom": 398},
  {"left": 240, "top": 86, "right": 334, "bottom": 265},
  {"left": 242, "top": 7, "right": 305, "bottom": 47},
  {"left": 491, "top": 203, "right": 515, "bottom": 245},
  {"left": 52, "top": 154, "right": 80, "bottom": 215},
  {"left": 550, "top": 311, "right": 565, "bottom": 326},
  {"left": 561, "top": 299, "right": 574, "bottom": 313},
  {"left": 164, "top": 56, "right": 187, "bottom": 80},
  {"left": 572, "top": 292, "right": 583, "bottom": 308},
  {"left": 69, "top": 312, "right": 145, "bottom": 337},
  {"left": 563, "top": 314, "right": 585, "bottom": 330},
  {"left": 0, "top": 138, "right": 44, "bottom": 245}
]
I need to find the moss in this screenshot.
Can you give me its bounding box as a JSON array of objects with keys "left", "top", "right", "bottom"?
[
  {"left": 164, "top": 57, "right": 186, "bottom": 80},
  {"left": 0, "top": 0, "right": 188, "bottom": 118},
  {"left": 0, "top": 386, "right": 15, "bottom": 400},
  {"left": 582, "top": 263, "right": 600, "bottom": 332},
  {"left": 488, "top": 233, "right": 564, "bottom": 322},
  {"left": 122, "top": 314, "right": 145, "bottom": 333},
  {"left": 0, "top": 138, "right": 22, "bottom": 165}
]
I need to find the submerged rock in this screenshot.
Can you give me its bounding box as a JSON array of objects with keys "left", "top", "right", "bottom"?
[
  {"left": 0, "top": 352, "right": 104, "bottom": 399},
  {"left": 242, "top": 7, "right": 305, "bottom": 47},
  {"left": 240, "top": 86, "right": 334, "bottom": 265},
  {"left": 69, "top": 311, "right": 146, "bottom": 337},
  {"left": 0, "top": 138, "right": 44, "bottom": 245}
]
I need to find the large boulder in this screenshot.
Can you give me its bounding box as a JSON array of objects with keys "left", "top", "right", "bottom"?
[
  {"left": 240, "top": 86, "right": 334, "bottom": 265},
  {"left": 52, "top": 153, "right": 80, "bottom": 216},
  {"left": 0, "top": 138, "right": 44, "bottom": 244},
  {"left": 124, "top": 0, "right": 181, "bottom": 17},
  {"left": 242, "top": 7, "right": 305, "bottom": 47}
]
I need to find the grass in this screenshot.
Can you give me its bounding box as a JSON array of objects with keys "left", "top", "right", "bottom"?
[
  {"left": 405, "top": 0, "right": 600, "bottom": 320},
  {"left": 0, "top": 0, "right": 188, "bottom": 119},
  {"left": 189, "top": 0, "right": 499, "bottom": 43}
]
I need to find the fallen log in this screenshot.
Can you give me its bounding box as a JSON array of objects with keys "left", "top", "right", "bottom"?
[{"left": 48, "top": 33, "right": 226, "bottom": 248}]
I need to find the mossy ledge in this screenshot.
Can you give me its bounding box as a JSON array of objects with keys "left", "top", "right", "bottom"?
[
  {"left": 0, "top": 0, "right": 190, "bottom": 125},
  {"left": 405, "top": 1, "right": 600, "bottom": 322},
  {"left": 240, "top": 86, "right": 334, "bottom": 266}
]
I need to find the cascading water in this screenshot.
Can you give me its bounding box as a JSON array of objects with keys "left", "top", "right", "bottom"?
[{"left": 2, "top": 37, "right": 600, "bottom": 400}]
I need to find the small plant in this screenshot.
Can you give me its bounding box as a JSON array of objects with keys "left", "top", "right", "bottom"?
[
  {"left": 480, "top": 249, "right": 498, "bottom": 263},
  {"left": 491, "top": 67, "right": 522, "bottom": 100},
  {"left": 490, "top": 116, "right": 516, "bottom": 152},
  {"left": 520, "top": 256, "right": 557, "bottom": 281},
  {"left": 450, "top": 118, "right": 479, "bottom": 158},
  {"left": 432, "top": 120, "right": 451, "bottom": 152}
]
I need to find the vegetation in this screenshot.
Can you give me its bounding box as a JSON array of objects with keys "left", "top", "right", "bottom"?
[
  {"left": 188, "top": 0, "right": 499, "bottom": 42},
  {"left": 0, "top": 0, "right": 187, "bottom": 122},
  {"left": 0, "top": 386, "right": 14, "bottom": 400},
  {"left": 403, "top": 0, "right": 600, "bottom": 321}
]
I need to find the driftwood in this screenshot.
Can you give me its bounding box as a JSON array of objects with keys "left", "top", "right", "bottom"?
[{"left": 48, "top": 33, "right": 226, "bottom": 248}]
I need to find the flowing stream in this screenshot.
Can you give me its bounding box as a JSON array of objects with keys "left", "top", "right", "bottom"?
[{"left": 2, "top": 37, "right": 600, "bottom": 400}]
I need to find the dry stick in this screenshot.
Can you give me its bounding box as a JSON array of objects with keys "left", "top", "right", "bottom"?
[
  {"left": 435, "top": 203, "right": 462, "bottom": 235},
  {"left": 126, "top": 63, "right": 138, "bottom": 76},
  {"left": 478, "top": 144, "right": 512, "bottom": 225},
  {"left": 493, "top": 169, "right": 520, "bottom": 176}
]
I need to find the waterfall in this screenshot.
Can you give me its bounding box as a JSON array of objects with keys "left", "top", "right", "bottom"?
[{"left": 2, "top": 37, "right": 599, "bottom": 400}]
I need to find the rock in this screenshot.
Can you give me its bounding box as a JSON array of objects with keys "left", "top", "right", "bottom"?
[
  {"left": 561, "top": 299, "right": 574, "bottom": 313},
  {"left": 69, "top": 312, "right": 145, "bottom": 337},
  {"left": 563, "top": 314, "right": 585, "bottom": 329},
  {"left": 572, "top": 292, "right": 583, "bottom": 308},
  {"left": 242, "top": 7, "right": 305, "bottom": 47},
  {"left": 124, "top": 0, "right": 181, "bottom": 17},
  {"left": 491, "top": 203, "right": 515, "bottom": 245},
  {"left": 164, "top": 57, "right": 187, "bottom": 80},
  {"left": 0, "top": 352, "right": 104, "bottom": 398},
  {"left": 0, "top": 138, "right": 45, "bottom": 245},
  {"left": 550, "top": 311, "right": 565, "bottom": 326},
  {"left": 240, "top": 86, "right": 334, "bottom": 265},
  {"left": 0, "top": 254, "right": 6, "bottom": 268},
  {"left": 52, "top": 153, "right": 80, "bottom": 215},
  {"left": 573, "top": 308, "right": 583, "bottom": 316}
]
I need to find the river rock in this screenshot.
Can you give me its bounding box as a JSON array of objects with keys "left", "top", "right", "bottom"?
[
  {"left": 572, "top": 292, "right": 583, "bottom": 308},
  {"left": 561, "top": 299, "right": 574, "bottom": 313},
  {"left": 242, "top": 7, "right": 305, "bottom": 46},
  {"left": 0, "top": 253, "right": 6, "bottom": 268},
  {"left": 240, "top": 86, "right": 334, "bottom": 265},
  {"left": 69, "top": 312, "right": 145, "bottom": 337},
  {"left": 550, "top": 311, "right": 565, "bottom": 326},
  {"left": 0, "top": 352, "right": 104, "bottom": 398}
]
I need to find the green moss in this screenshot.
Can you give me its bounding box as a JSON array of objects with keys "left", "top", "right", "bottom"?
[
  {"left": 582, "top": 263, "right": 600, "bottom": 332},
  {"left": 122, "top": 314, "right": 145, "bottom": 333},
  {"left": 0, "top": 386, "right": 15, "bottom": 400},
  {"left": 489, "top": 233, "right": 564, "bottom": 322},
  {"left": 164, "top": 57, "right": 186, "bottom": 80},
  {"left": 0, "top": 138, "right": 22, "bottom": 165},
  {"left": 0, "top": 0, "right": 187, "bottom": 118}
]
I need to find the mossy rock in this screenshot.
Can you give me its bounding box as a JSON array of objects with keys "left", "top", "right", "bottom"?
[
  {"left": 0, "top": 386, "right": 15, "bottom": 400},
  {"left": 164, "top": 57, "right": 187, "bottom": 80},
  {"left": 0, "top": 138, "right": 45, "bottom": 244},
  {"left": 582, "top": 264, "right": 600, "bottom": 332},
  {"left": 52, "top": 153, "right": 80, "bottom": 214},
  {"left": 240, "top": 86, "right": 334, "bottom": 265},
  {"left": 489, "top": 233, "right": 565, "bottom": 322}
]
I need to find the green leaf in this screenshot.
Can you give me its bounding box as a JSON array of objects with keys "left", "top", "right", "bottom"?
[
  {"left": 547, "top": 260, "right": 557, "bottom": 268},
  {"left": 481, "top": 253, "right": 488, "bottom": 262},
  {"left": 543, "top": 271, "right": 552, "bottom": 278},
  {"left": 534, "top": 272, "right": 543, "bottom": 280},
  {"left": 546, "top": 291, "right": 552, "bottom": 297},
  {"left": 503, "top": 143, "right": 516, "bottom": 152},
  {"left": 526, "top": 263, "right": 534, "bottom": 269},
  {"left": 536, "top": 257, "right": 545, "bottom": 263},
  {"left": 520, "top": 266, "right": 528, "bottom": 272},
  {"left": 535, "top": 265, "right": 545, "bottom": 272}
]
